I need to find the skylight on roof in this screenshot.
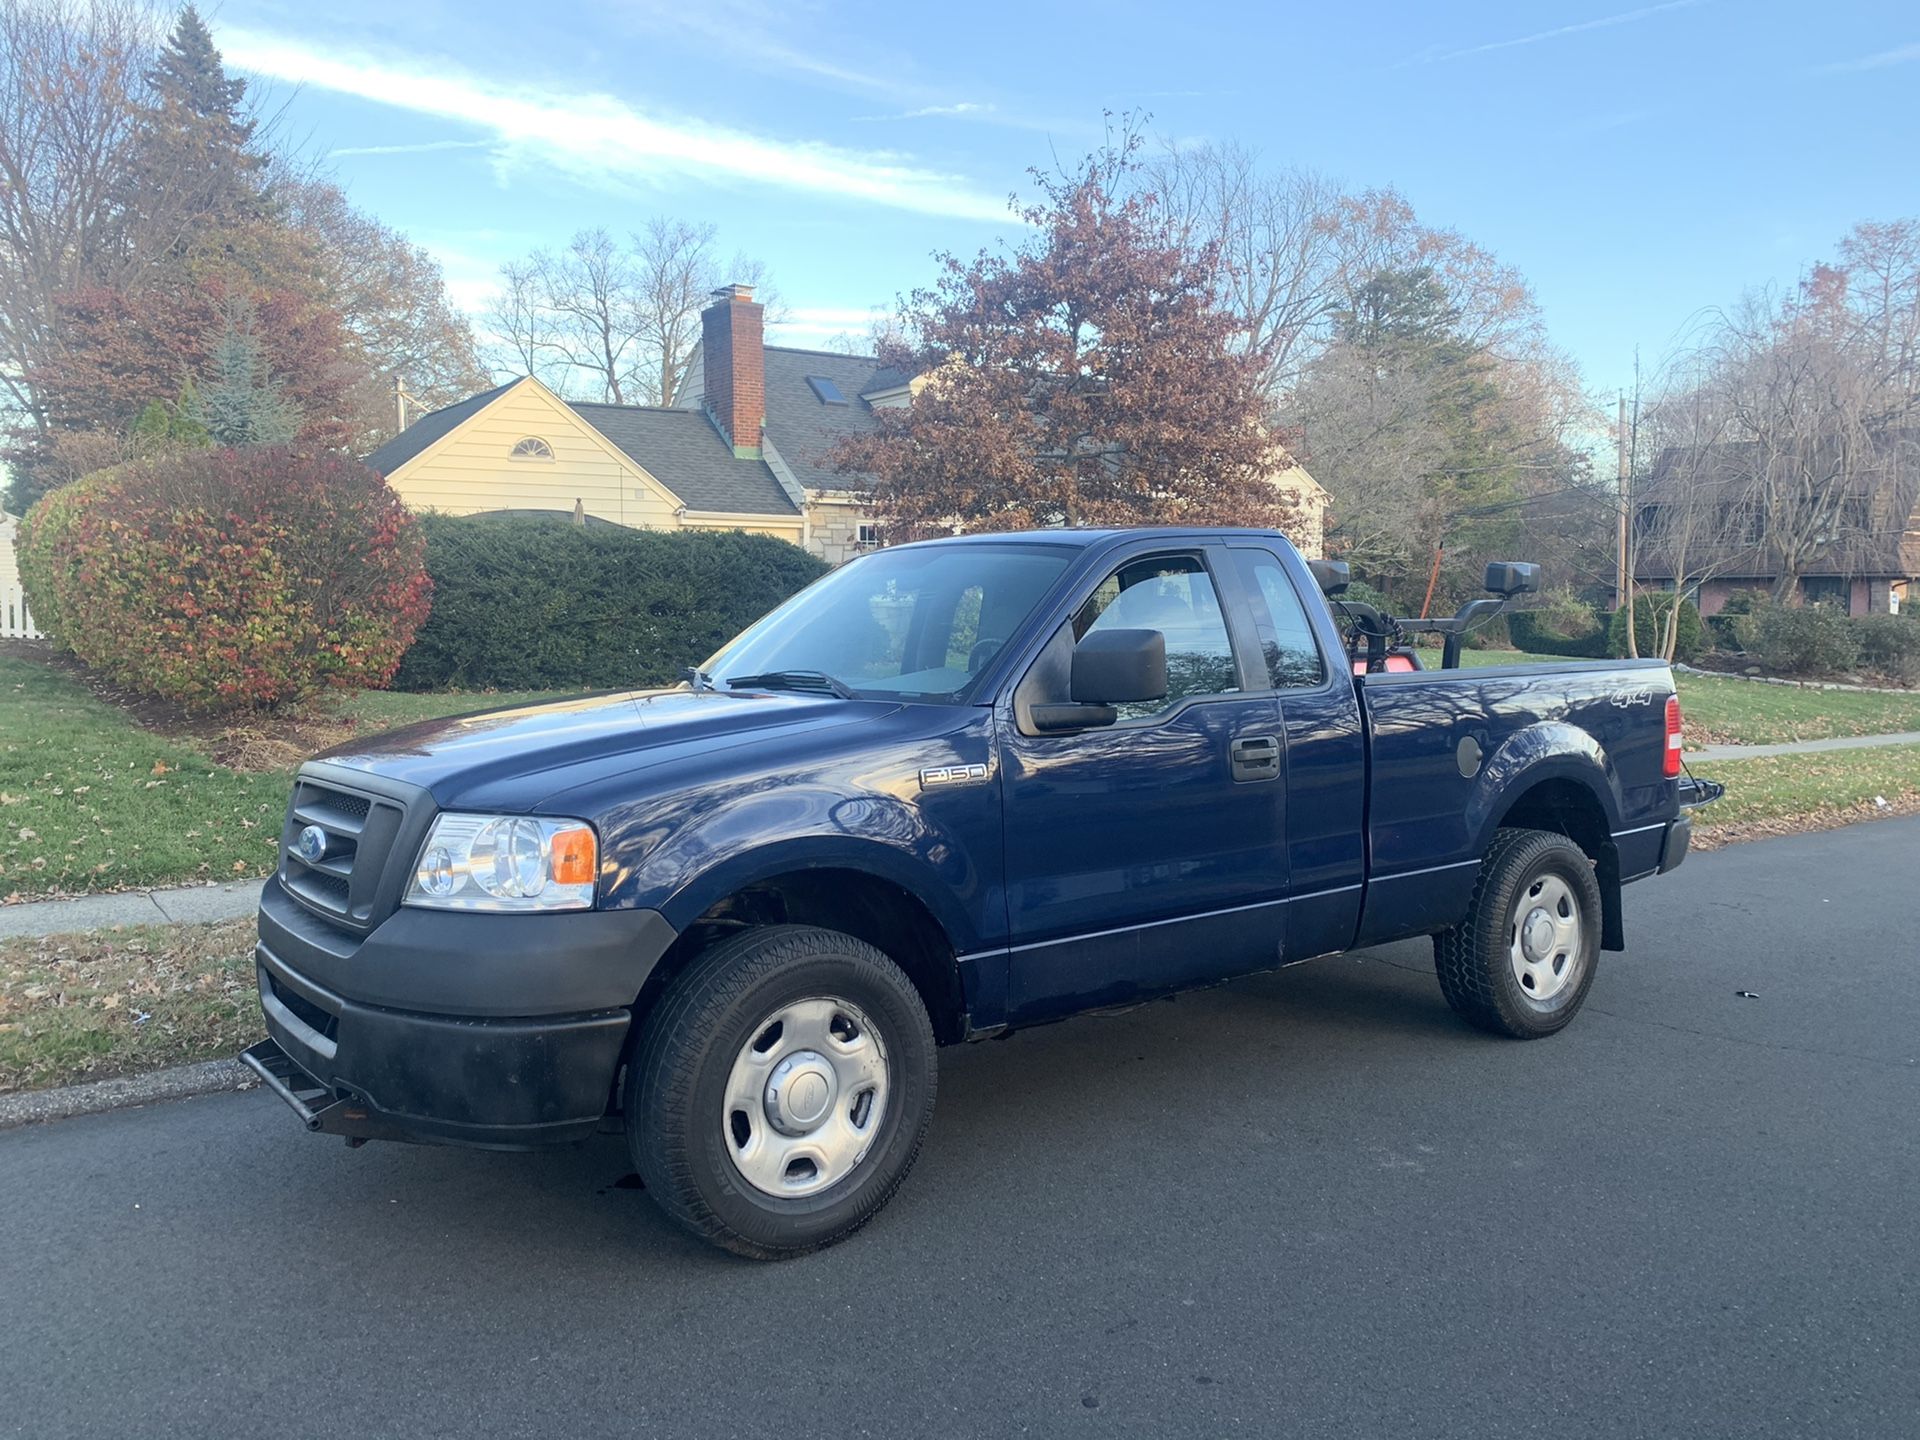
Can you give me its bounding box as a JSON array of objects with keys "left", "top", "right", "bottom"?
[{"left": 807, "top": 375, "right": 849, "bottom": 406}]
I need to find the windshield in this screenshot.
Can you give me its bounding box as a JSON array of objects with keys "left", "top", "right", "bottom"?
[{"left": 706, "top": 542, "right": 1076, "bottom": 702}]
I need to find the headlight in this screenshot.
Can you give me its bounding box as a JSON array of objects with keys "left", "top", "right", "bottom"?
[{"left": 404, "top": 814, "right": 598, "bottom": 913}]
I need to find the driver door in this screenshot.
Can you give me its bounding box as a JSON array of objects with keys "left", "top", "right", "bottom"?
[{"left": 998, "top": 546, "right": 1287, "bottom": 1022}]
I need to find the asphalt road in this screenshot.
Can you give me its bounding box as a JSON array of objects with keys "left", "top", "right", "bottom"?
[{"left": 4, "top": 819, "right": 1917, "bottom": 1439}]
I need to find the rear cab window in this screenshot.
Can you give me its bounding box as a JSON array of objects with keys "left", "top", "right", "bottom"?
[{"left": 1230, "top": 548, "right": 1326, "bottom": 690}]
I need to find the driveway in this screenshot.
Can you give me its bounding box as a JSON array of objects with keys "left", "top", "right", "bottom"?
[{"left": 3, "top": 819, "right": 1916, "bottom": 1438}]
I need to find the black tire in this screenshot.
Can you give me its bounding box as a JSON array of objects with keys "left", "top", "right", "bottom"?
[
  {"left": 628, "top": 925, "right": 937, "bottom": 1260},
  {"left": 1434, "top": 827, "right": 1602, "bottom": 1039}
]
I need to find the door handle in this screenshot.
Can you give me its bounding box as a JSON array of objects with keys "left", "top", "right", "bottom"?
[{"left": 1230, "top": 734, "right": 1281, "bottom": 783}]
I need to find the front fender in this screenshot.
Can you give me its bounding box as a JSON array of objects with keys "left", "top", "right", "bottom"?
[
  {"left": 601, "top": 780, "right": 990, "bottom": 953},
  {"left": 1465, "top": 721, "right": 1624, "bottom": 856}
]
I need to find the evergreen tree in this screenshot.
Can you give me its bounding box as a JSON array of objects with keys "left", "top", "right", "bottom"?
[
  {"left": 121, "top": 5, "right": 268, "bottom": 253},
  {"left": 188, "top": 307, "right": 301, "bottom": 446},
  {"left": 130, "top": 380, "right": 214, "bottom": 452},
  {"left": 149, "top": 6, "right": 250, "bottom": 124},
  {"left": 169, "top": 377, "right": 212, "bottom": 447}
]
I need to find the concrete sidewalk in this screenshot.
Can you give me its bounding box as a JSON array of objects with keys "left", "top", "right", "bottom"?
[
  {"left": 0, "top": 878, "right": 261, "bottom": 941},
  {"left": 1688, "top": 730, "right": 1920, "bottom": 762}
]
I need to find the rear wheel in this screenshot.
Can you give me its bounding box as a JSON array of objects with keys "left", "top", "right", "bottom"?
[
  {"left": 628, "top": 925, "right": 937, "bottom": 1259},
  {"left": 1434, "top": 828, "right": 1602, "bottom": 1039}
]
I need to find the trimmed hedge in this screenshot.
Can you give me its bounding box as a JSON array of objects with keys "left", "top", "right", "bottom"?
[
  {"left": 1747, "top": 601, "right": 1860, "bottom": 676},
  {"left": 1510, "top": 608, "right": 1610, "bottom": 659},
  {"left": 392, "top": 516, "right": 830, "bottom": 691},
  {"left": 18, "top": 448, "right": 430, "bottom": 711},
  {"left": 1608, "top": 592, "right": 1705, "bottom": 663},
  {"left": 1853, "top": 613, "right": 1920, "bottom": 682}
]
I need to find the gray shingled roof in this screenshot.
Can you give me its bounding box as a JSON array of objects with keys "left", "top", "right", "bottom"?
[
  {"left": 759, "top": 347, "right": 904, "bottom": 493},
  {"left": 570, "top": 403, "right": 799, "bottom": 516},
  {"left": 362, "top": 381, "right": 516, "bottom": 476}
]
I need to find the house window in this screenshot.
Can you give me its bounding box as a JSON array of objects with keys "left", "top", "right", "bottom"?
[
  {"left": 807, "top": 376, "right": 849, "bottom": 406},
  {"left": 856, "top": 523, "right": 881, "bottom": 549},
  {"left": 1801, "top": 576, "right": 1850, "bottom": 612},
  {"left": 509, "top": 437, "right": 554, "bottom": 461}
]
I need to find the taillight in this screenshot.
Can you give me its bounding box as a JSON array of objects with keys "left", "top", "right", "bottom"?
[{"left": 1664, "top": 694, "right": 1683, "bottom": 778}]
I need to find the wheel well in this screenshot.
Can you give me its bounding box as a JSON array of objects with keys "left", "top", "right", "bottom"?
[
  {"left": 1495, "top": 777, "right": 1625, "bottom": 950},
  {"left": 634, "top": 869, "right": 969, "bottom": 1046}
]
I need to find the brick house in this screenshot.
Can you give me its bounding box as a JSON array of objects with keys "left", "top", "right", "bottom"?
[{"left": 1632, "top": 434, "right": 1920, "bottom": 615}]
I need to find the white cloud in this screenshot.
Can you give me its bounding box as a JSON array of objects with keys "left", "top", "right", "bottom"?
[
  {"left": 220, "top": 26, "right": 1011, "bottom": 223},
  {"left": 1818, "top": 42, "right": 1920, "bottom": 73},
  {"left": 329, "top": 139, "right": 497, "bottom": 158},
  {"left": 902, "top": 102, "right": 995, "bottom": 118},
  {"left": 1395, "top": 0, "right": 1705, "bottom": 68},
  {"left": 852, "top": 100, "right": 996, "bottom": 122}
]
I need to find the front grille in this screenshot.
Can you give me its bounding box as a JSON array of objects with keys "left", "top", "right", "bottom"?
[{"left": 280, "top": 775, "right": 412, "bottom": 928}]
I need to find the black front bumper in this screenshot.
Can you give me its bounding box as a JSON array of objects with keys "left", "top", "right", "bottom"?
[{"left": 250, "top": 878, "right": 677, "bottom": 1149}]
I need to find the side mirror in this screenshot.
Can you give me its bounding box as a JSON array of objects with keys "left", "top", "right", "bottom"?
[
  {"left": 1484, "top": 561, "right": 1540, "bottom": 598},
  {"left": 1308, "top": 559, "right": 1350, "bottom": 596},
  {"left": 1031, "top": 629, "right": 1167, "bottom": 733},
  {"left": 1071, "top": 628, "right": 1167, "bottom": 705}
]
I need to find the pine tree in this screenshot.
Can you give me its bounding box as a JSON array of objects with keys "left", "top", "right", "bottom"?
[
  {"left": 149, "top": 6, "right": 251, "bottom": 124},
  {"left": 122, "top": 5, "right": 268, "bottom": 251},
  {"left": 189, "top": 306, "right": 301, "bottom": 446},
  {"left": 169, "top": 377, "right": 212, "bottom": 447}
]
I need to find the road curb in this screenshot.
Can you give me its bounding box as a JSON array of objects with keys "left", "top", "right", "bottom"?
[{"left": 0, "top": 1058, "right": 258, "bottom": 1131}]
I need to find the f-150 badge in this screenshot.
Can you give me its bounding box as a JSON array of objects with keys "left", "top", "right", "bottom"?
[{"left": 919, "top": 763, "right": 989, "bottom": 788}]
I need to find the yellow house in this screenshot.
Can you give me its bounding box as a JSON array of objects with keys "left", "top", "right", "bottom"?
[
  {"left": 369, "top": 284, "right": 1330, "bottom": 562},
  {"left": 365, "top": 372, "right": 807, "bottom": 543},
  {"left": 366, "top": 289, "right": 810, "bottom": 543}
]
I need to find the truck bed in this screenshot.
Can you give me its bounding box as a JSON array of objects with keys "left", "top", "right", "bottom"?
[{"left": 1354, "top": 658, "right": 1677, "bottom": 947}]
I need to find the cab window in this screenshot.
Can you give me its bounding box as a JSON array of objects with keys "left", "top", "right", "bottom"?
[{"left": 1072, "top": 554, "right": 1240, "bottom": 720}]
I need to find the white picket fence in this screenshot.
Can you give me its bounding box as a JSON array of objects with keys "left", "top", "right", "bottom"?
[
  {"left": 3, "top": 582, "right": 36, "bottom": 639},
  {"left": 1, "top": 515, "right": 43, "bottom": 639}
]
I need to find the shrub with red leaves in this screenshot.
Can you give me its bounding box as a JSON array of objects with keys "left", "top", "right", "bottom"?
[{"left": 18, "top": 448, "right": 431, "bottom": 712}]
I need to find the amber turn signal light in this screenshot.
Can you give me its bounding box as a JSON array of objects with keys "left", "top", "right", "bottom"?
[{"left": 550, "top": 826, "right": 597, "bottom": 887}]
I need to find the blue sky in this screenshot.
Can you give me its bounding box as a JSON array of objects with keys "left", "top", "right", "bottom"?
[{"left": 215, "top": 0, "right": 1920, "bottom": 398}]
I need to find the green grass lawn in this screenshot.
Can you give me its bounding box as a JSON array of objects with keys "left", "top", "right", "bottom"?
[
  {"left": 1412, "top": 646, "right": 1564, "bottom": 669},
  {"left": 1691, "top": 743, "right": 1920, "bottom": 829},
  {"left": 0, "top": 654, "right": 571, "bottom": 900},
  {"left": 0, "top": 657, "right": 290, "bottom": 899},
  {"left": 0, "top": 917, "right": 258, "bottom": 1093},
  {"left": 1666, "top": 671, "right": 1920, "bottom": 748}
]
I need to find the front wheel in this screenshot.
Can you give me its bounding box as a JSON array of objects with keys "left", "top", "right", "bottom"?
[
  {"left": 628, "top": 925, "right": 937, "bottom": 1259},
  {"left": 1434, "top": 828, "right": 1602, "bottom": 1039}
]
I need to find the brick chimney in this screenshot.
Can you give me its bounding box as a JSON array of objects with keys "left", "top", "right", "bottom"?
[{"left": 701, "top": 283, "right": 764, "bottom": 459}]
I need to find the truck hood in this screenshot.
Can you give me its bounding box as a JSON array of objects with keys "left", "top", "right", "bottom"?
[{"left": 307, "top": 688, "right": 897, "bottom": 805}]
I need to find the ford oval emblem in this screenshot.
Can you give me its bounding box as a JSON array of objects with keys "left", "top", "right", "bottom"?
[{"left": 294, "top": 824, "right": 329, "bottom": 864}]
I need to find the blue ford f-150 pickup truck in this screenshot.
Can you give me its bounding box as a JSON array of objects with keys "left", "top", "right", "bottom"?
[{"left": 245, "top": 527, "right": 1708, "bottom": 1258}]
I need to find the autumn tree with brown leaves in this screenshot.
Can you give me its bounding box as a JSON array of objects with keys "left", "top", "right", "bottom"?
[{"left": 834, "top": 126, "right": 1298, "bottom": 540}]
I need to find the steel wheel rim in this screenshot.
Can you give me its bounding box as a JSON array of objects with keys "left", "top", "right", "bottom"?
[
  {"left": 722, "top": 996, "right": 891, "bottom": 1199},
  {"left": 1508, "top": 872, "right": 1582, "bottom": 1004}
]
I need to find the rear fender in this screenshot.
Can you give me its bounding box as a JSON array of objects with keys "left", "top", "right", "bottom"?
[{"left": 1464, "top": 722, "right": 1624, "bottom": 857}]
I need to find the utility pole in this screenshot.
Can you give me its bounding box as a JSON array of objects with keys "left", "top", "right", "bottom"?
[
  {"left": 1619, "top": 389, "right": 1642, "bottom": 657},
  {"left": 1616, "top": 392, "right": 1630, "bottom": 607},
  {"left": 393, "top": 374, "right": 408, "bottom": 433}
]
